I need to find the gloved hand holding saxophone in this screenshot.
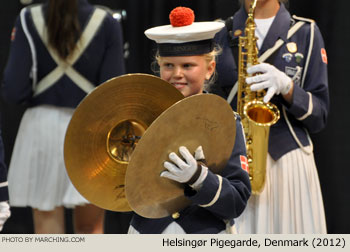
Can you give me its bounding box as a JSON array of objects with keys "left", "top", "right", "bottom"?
[
  {"left": 246, "top": 63, "right": 293, "bottom": 103},
  {"left": 161, "top": 146, "right": 208, "bottom": 190}
]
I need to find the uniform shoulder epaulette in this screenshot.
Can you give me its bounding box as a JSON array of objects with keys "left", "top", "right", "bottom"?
[{"left": 292, "top": 15, "right": 315, "bottom": 24}]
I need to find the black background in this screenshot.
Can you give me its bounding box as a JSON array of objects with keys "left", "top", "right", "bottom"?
[{"left": 0, "top": 0, "right": 349, "bottom": 234}]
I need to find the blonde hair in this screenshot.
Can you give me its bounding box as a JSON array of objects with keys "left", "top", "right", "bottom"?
[{"left": 153, "top": 45, "right": 222, "bottom": 91}]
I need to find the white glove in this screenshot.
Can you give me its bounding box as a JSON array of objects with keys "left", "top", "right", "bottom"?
[
  {"left": 161, "top": 146, "right": 208, "bottom": 188},
  {"left": 246, "top": 63, "right": 292, "bottom": 103},
  {"left": 0, "top": 201, "right": 11, "bottom": 232}
]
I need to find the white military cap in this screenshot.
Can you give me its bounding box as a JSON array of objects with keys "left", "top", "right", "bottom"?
[{"left": 144, "top": 7, "right": 224, "bottom": 56}]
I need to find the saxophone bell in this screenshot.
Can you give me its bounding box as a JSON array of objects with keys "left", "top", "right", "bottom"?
[{"left": 244, "top": 100, "right": 280, "bottom": 127}]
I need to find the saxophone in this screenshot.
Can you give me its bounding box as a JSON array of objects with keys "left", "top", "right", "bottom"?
[{"left": 237, "top": 0, "right": 280, "bottom": 194}]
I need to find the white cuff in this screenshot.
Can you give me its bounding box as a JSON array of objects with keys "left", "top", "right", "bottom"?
[{"left": 199, "top": 175, "right": 223, "bottom": 208}]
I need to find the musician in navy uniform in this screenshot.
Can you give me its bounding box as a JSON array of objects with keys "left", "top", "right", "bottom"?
[
  {"left": 2, "top": 0, "right": 125, "bottom": 233},
  {"left": 128, "top": 7, "right": 251, "bottom": 234},
  {"left": 0, "top": 115, "right": 11, "bottom": 232},
  {"left": 211, "top": 0, "right": 329, "bottom": 233}
]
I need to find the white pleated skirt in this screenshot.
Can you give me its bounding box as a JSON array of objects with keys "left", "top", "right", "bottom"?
[
  {"left": 8, "top": 105, "right": 89, "bottom": 211},
  {"left": 235, "top": 147, "right": 327, "bottom": 234}
]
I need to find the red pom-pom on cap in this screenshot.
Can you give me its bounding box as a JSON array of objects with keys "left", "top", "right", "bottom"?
[{"left": 169, "top": 7, "right": 195, "bottom": 27}]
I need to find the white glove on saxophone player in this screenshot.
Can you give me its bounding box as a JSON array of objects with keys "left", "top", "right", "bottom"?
[
  {"left": 161, "top": 146, "right": 208, "bottom": 190},
  {"left": 246, "top": 63, "right": 292, "bottom": 103},
  {"left": 0, "top": 201, "right": 11, "bottom": 232}
]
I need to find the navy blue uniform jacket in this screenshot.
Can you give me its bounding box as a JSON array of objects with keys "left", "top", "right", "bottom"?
[{"left": 212, "top": 4, "right": 329, "bottom": 160}]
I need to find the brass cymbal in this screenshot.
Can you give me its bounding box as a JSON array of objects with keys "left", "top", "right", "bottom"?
[
  {"left": 64, "top": 73, "right": 184, "bottom": 211},
  {"left": 125, "top": 94, "right": 236, "bottom": 218}
]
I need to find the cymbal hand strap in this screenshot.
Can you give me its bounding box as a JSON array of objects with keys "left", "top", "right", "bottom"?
[
  {"left": 186, "top": 164, "right": 203, "bottom": 185},
  {"left": 188, "top": 164, "right": 208, "bottom": 191},
  {"left": 161, "top": 146, "right": 209, "bottom": 190}
]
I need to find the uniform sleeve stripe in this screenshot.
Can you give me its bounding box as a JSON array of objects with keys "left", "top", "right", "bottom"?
[
  {"left": 199, "top": 175, "right": 222, "bottom": 208},
  {"left": 297, "top": 92, "right": 313, "bottom": 121},
  {"left": 0, "top": 181, "right": 8, "bottom": 188},
  {"left": 301, "top": 21, "right": 315, "bottom": 88}
]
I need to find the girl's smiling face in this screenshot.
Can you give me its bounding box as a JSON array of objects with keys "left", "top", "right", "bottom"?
[{"left": 159, "top": 55, "right": 215, "bottom": 97}]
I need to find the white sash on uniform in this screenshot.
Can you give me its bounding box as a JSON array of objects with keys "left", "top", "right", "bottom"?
[{"left": 22, "top": 5, "right": 107, "bottom": 96}]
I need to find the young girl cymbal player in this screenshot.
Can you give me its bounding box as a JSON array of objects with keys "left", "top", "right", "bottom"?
[{"left": 128, "top": 7, "right": 251, "bottom": 234}]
